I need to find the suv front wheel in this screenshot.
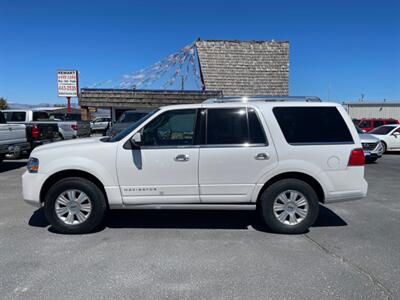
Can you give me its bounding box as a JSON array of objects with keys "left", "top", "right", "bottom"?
[
  {"left": 44, "top": 177, "right": 107, "bottom": 234},
  {"left": 259, "top": 179, "right": 319, "bottom": 234}
]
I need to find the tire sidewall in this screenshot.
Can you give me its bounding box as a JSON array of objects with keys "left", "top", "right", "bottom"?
[
  {"left": 44, "top": 178, "right": 106, "bottom": 234},
  {"left": 260, "top": 179, "right": 319, "bottom": 234}
]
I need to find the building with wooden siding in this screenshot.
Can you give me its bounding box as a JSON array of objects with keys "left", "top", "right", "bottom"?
[{"left": 78, "top": 39, "right": 290, "bottom": 121}]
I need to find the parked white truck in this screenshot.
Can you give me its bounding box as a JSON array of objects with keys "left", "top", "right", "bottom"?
[
  {"left": 0, "top": 111, "right": 30, "bottom": 164},
  {"left": 2, "top": 109, "right": 90, "bottom": 140}
]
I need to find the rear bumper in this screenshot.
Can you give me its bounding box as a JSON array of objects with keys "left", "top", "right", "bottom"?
[{"left": 324, "top": 178, "right": 368, "bottom": 204}]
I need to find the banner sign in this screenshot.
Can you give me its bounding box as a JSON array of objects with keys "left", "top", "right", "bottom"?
[{"left": 57, "top": 70, "right": 79, "bottom": 97}]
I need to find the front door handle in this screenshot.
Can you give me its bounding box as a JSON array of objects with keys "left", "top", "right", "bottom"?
[
  {"left": 174, "top": 154, "right": 189, "bottom": 162},
  {"left": 255, "top": 153, "right": 270, "bottom": 160}
]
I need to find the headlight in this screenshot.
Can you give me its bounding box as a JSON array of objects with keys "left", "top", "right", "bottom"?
[{"left": 27, "top": 157, "right": 39, "bottom": 173}]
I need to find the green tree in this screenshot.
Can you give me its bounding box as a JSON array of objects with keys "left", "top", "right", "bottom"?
[{"left": 0, "top": 97, "right": 9, "bottom": 110}]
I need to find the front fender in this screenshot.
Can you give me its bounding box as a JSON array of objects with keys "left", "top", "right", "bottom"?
[{"left": 40, "top": 156, "right": 118, "bottom": 187}]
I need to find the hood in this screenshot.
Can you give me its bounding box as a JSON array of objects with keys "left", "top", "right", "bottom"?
[
  {"left": 358, "top": 133, "right": 380, "bottom": 143},
  {"left": 31, "top": 137, "right": 104, "bottom": 154}
]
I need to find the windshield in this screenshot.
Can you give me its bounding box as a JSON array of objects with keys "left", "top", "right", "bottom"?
[
  {"left": 370, "top": 126, "right": 395, "bottom": 135},
  {"left": 355, "top": 126, "right": 364, "bottom": 134},
  {"left": 108, "top": 109, "right": 158, "bottom": 142},
  {"left": 118, "top": 111, "right": 149, "bottom": 123},
  {"left": 358, "top": 120, "right": 371, "bottom": 128}
]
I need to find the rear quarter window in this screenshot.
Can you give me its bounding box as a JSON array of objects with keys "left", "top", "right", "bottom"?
[{"left": 273, "top": 107, "right": 354, "bottom": 145}]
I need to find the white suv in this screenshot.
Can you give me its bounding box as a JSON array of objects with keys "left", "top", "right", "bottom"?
[{"left": 22, "top": 97, "right": 368, "bottom": 234}]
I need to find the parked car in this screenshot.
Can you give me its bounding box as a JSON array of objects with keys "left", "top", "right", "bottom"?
[
  {"left": 370, "top": 125, "right": 400, "bottom": 152},
  {"left": 22, "top": 97, "right": 367, "bottom": 234},
  {"left": 90, "top": 117, "right": 111, "bottom": 134},
  {"left": 0, "top": 112, "right": 31, "bottom": 164},
  {"left": 358, "top": 118, "right": 399, "bottom": 133},
  {"left": 1, "top": 109, "right": 61, "bottom": 152},
  {"left": 356, "top": 126, "right": 383, "bottom": 163},
  {"left": 48, "top": 113, "right": 91, "bottom": 140},
  {"left": 107, "top": 110, "right": 149, "bottom": 137}
]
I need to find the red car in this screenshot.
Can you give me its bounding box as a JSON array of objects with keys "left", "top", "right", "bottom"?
[{"left": 358, "top": 118, "right": 399, "bottom": 132}]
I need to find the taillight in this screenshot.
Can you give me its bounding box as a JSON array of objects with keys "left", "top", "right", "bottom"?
[
  {"left": 31, "top": 127, "right": 40, "bottom": 139},
  {"left": 71, "top": 124, "right": 78, "bottom": 131},
  {"left": 348, "top": 148, "right": 365, "bottom": 166}
]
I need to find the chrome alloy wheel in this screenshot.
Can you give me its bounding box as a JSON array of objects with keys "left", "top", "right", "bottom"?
[
  {"left": 273, "top": 190, "right": 309, "bottom": 226},
  {"left": 55, "top": 190, "right": 92, "bottom": 225}
]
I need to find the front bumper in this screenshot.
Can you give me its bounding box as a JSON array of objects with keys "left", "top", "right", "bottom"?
[
  {"left": 0, "top": 142, "right": 31, "bottom": 155},
  {"left": 363, "top": 142, "right": 384, "bottom": 159},
  {"left": 22, "top": 171, "right": 48, "bottom": 207}
]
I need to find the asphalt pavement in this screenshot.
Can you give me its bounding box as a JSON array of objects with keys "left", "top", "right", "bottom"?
[{"left": 0, "top": 155, "right": 399, "bottom": 299}]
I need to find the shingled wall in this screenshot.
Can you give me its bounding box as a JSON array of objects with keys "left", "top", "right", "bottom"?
[
  {"left": 196, "top": 40, "right": 289, "bottom": 96},
  {"left": 79, "top": 89, "right": 222, "bottom": 108}
]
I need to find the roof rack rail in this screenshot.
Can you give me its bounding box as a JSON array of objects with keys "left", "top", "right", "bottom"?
[{"left": 203, "top": 96, "right": 321, "bottom": 104}]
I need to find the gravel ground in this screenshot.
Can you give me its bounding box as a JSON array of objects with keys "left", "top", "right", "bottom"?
[{"left": 0, "top": 155, "right": 399, "bottom": 299}]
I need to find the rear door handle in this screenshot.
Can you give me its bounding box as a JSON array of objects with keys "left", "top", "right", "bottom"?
[
  {"left": 174, "top": 154, "right": 189, "bottom": 162},
  {"left": 255, "top": 153, "right": 270, "bottom": 160}
]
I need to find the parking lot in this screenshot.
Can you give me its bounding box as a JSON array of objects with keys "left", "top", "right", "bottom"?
[{"left": 0, "top": 155, "right": 399, "bottom": 299}]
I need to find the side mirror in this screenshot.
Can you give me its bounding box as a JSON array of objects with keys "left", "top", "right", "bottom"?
[
  {"left": 131, "top": 132, "right": 142, "bottom": 147},
  {"left": 393, "top": 132, "right": 400, "bottom": 137}
]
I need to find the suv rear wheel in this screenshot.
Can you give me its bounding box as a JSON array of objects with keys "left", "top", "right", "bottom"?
[
  {"left": 259, "top": 179, "right": 319, "bottom": 234},
  {"left": 44, "top": 177, "right": 107, "bottom": 234}
]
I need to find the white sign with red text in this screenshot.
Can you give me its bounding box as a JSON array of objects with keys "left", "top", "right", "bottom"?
[{"left": 57, "top": 70, "right": 79, "bottom": 97}]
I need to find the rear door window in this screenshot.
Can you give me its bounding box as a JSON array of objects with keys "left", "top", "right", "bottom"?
[
  {"left": 0, "top": 112, "right": 6, "bottom": 124},
  {"left": 373, "top": 120, "right": 384, "bottom": 127},
  {"left": 273, "top": 107, "right": 353, "bottom": 145},
  {"left": 205, "top": 108, "right": 267, "bottom": 145}
]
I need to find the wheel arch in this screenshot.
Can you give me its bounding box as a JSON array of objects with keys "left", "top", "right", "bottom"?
[
  {"left": 40, "top": 170, "right": 108, "bottom": 207},
  {"left": 257, "top": 172, "right": 325, "bottom": 205}
]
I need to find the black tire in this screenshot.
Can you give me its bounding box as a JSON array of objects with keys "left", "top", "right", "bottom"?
[
  {"left": 381, "top": 141, "right": 387, "bottom": 153},
  {"left": 44, "top": 177, "right": 107, "bottom": 234},
  {"left": 365, "top": 157, "right": 378, "bottom": 163},
  {"left": 258, "top": 179, "right": 319, "bottom": 234}
]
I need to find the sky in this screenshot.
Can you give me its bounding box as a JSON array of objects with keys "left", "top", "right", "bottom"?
[{"left": 0, "top": 0, "right": 399, "bottom": 105}]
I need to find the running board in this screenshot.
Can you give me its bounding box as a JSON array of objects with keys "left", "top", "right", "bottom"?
[{"left": 115, "top": 204, "right": 257, "bottom": 210}]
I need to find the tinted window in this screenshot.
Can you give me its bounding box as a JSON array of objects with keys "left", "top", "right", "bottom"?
[
  {"left": 0, "top": 112, "right": 5, "bottom": 124},
  {"left": 248, "top": 108, "right": 267, "bottom": 144},
  {"left": 370, "top": 126, "right": 395, "bottom": 135},
  {"left": 273, "top": 107, "right": 353, "bottom": 144},
  {"left": 33, "top": 111, "right": 49, "bottom": 121},
  {"left": 373, "top": 120, "right": 383, "bottom": 127},
  {"left": 5, "top": 112, "right": 26, "bottom": 122},
  {"left": 207, "top": 108, "right": 248, "bottom": 144},
  {"left": 142, "top": 109, "right": 196, "bottom": 146}
]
